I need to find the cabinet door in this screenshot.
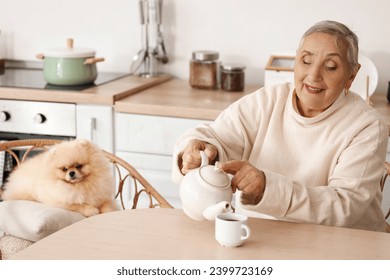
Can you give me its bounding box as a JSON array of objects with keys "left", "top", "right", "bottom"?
[
  {"left": 115, "top": 113, "right": 211, "bottom": 155},
  {"left": 76, "top": 105, "right": 114, "bottom": 153},
  {"left": 115, "top": 113, "right": 211, "bottom": 208}
]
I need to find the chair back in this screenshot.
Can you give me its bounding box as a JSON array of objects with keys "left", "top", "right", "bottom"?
[{"left": 382, "top": 162, "right": 390, "bottom": 220}]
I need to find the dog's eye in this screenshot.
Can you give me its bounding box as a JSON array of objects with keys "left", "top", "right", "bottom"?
[
  {"left": 76, "top": 164, "right": 83, "bottom": 170},
  {"left": 62, "top": 167, "right": 68, "bottom": 172}
]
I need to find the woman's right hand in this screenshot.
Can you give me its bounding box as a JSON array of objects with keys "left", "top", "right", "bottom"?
[{"left": 180, "top": 139, "right": 218, "bottom": 175}]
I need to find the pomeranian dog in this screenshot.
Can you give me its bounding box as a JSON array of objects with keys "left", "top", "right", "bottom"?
[{"left": 1, "top": 139, "right": 118, "bottom": 217}]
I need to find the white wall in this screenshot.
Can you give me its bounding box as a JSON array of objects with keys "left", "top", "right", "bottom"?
[{"left": 1, "top": 0, "right": 390, "bottom": 93}]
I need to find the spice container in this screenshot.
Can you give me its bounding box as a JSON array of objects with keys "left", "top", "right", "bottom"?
[
  {"left": 189, "top": 50, "right": 219, "bottom": 89},
  {"left": 387, "top": 81, "right": 390, "bottom": 103},
  {"left": 220, "top": 63, "right": 245, "bottom": 92}
]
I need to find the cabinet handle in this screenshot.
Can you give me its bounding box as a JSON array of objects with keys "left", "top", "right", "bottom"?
[{"left": 90, "top": 117, "right": 97, "bottom": 142}]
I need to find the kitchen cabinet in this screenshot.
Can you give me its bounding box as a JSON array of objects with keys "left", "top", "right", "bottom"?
[{"left": 115, "top": 113, "right": 211, "bottom": 208}]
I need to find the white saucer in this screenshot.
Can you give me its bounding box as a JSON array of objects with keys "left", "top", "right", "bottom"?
[{"left": 350, "top": 53, "right": 378, "bottom": 100}]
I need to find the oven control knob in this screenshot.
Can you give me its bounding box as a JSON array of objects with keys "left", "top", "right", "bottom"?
[
  {"left": 33, "top": 113, "right": 46, "bottom": 124},
  {"left": 0, "top": 111, "right": 11, "bottom": 122}
]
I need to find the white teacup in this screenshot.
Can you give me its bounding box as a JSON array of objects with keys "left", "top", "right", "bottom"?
[{"left": 215, "top": 213, "right": 250, "bottom": 247}]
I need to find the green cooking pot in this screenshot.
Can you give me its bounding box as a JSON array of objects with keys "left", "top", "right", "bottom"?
[{"left": 37, "top": 39, "right": 104, "bottom": 86}]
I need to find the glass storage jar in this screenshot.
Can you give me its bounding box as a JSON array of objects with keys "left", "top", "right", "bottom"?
[
  {"left": 189, "top": 50, "right": 219, "bottom": 89},
  {"left": 387, "top": 81, "right": 390, "bottom": 103},
  {"left": 220, "top": 63, "right": 245, "bottom": 92}
]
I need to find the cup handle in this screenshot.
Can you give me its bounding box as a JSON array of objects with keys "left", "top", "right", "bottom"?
[{"left": 241, "top": 224, "right": 251, "bottom": 241}]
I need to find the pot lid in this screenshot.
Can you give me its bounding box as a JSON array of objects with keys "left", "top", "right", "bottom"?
[
  {"left": 44, "top": 47, "right": 95, "bottom": 58},
  {"left": 43, "top": 38, "right": 95, "bottom": 58},
  {"left": 199, "top": 164, "right": 230, "bottom": 188}
]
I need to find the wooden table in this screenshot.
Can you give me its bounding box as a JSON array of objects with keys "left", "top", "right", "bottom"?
[{"left": 11, "top": 208, "right": 390, "bottom": 260}]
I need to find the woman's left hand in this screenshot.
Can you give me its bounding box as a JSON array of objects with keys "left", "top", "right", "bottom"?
[{"left": 219, "top": 160, "right": 266, "bottom": 205}]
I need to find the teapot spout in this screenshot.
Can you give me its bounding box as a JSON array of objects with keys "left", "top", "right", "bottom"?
[{"left": 203, "top": 201, "right": 232, "bottom": 221}]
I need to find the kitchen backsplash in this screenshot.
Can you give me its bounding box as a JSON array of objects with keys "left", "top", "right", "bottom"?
[{"left": 0, "top": 0, "right": 390, "bottom": 93}]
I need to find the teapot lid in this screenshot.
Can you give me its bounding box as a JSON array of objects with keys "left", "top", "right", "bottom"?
[{"left": 199, "top": 163, "right": 230, "bottom": 188}]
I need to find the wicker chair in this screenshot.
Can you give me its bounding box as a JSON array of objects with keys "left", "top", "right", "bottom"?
[
  {"left": 0, "top": 139, "right": 173, "bottom": 259},
  {"left": 381, "top": 161, "right": 390, "bottom": 220}
]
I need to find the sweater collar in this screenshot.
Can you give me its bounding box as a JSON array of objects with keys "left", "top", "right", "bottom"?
[{"left": 288, "top": 85, "right": 347, "bottom": 124}]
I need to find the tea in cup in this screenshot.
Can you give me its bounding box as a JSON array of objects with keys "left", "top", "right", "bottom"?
[{"left": 215, "top": 213, "right": 250, "bottom": 247}]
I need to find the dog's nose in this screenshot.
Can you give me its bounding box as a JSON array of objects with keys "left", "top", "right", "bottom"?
[{"left": 69, "top": 171, "right": 76, "bottom": 178}]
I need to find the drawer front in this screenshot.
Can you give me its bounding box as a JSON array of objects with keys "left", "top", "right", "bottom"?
[
  {"left": 116, "top": 113, "right": 210, "bottom": 155},
  {"left": 264, "top": 70, "right": 294, "bottom": 87},
  {"left": 0, "top": 100, "right": 76, "bottom": 136},
  {"left": 116, "top": 151, "right": 182, "bottom": 209}
]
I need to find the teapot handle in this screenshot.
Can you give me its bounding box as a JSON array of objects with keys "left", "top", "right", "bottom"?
[{"left": 200, "top": 150, "right": 209, "bottom": 166}]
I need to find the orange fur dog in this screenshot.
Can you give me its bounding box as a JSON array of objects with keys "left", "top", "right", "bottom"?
[{"left": 1, "top": 139, "right": 118, "bottom": 217}]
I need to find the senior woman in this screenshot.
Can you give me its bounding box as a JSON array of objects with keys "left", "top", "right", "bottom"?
[{"left": 172, "top": 20, "right": 389, "bottom": 232}]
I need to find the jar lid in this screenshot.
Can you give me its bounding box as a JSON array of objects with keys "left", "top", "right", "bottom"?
[
  {"left": 221, "top": 63, "right": 246, "bottom": 71},
  {"left": 192, "top": 50, "right": 219, "bottom": 61}
]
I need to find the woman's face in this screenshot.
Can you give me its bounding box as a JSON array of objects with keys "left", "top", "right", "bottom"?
[{"left": 294, "top": 32, "right": 358, "bottom": 117}]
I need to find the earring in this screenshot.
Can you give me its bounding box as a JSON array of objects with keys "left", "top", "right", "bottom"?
[{"left": 344, "top": 88, "right": 349, "bottom": 95}]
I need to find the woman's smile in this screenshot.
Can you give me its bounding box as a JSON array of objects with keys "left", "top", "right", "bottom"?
[{"left": 304, "top": 84, "right": 324, "bottom": 94}]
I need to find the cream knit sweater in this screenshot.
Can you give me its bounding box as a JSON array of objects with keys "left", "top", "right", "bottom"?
[{"left": 172, "top": 83, "right": 389, "bottom": 232}]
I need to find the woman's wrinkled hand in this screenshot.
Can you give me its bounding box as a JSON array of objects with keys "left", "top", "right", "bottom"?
[
  {"left": 180, "top": 139, "right": 218, "bottom": 175},
  {"left": 220, "top": 160, "right": 266, "bottom": 205}
]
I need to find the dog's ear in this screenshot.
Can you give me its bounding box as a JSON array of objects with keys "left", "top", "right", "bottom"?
[
  {"left": 43, "top": 145, "right": 58, "bottom": 165},
  {"left": 76, "top": 139, "right": 92, "bottom": 147},
  {"left": 76, "top": 139, "right": 97, "bottom": 153},
  {"left": 47, "top": 145, "right": 57, "bottom": 155}
]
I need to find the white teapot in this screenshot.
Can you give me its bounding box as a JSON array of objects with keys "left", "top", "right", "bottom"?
[{"left": 180, "top": 150, "right": 233, "bottom": 221}]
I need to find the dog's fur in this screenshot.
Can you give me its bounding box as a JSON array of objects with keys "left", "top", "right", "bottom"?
[{"left": 1, "top": 139, "right": 118, "bottom": 217}]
